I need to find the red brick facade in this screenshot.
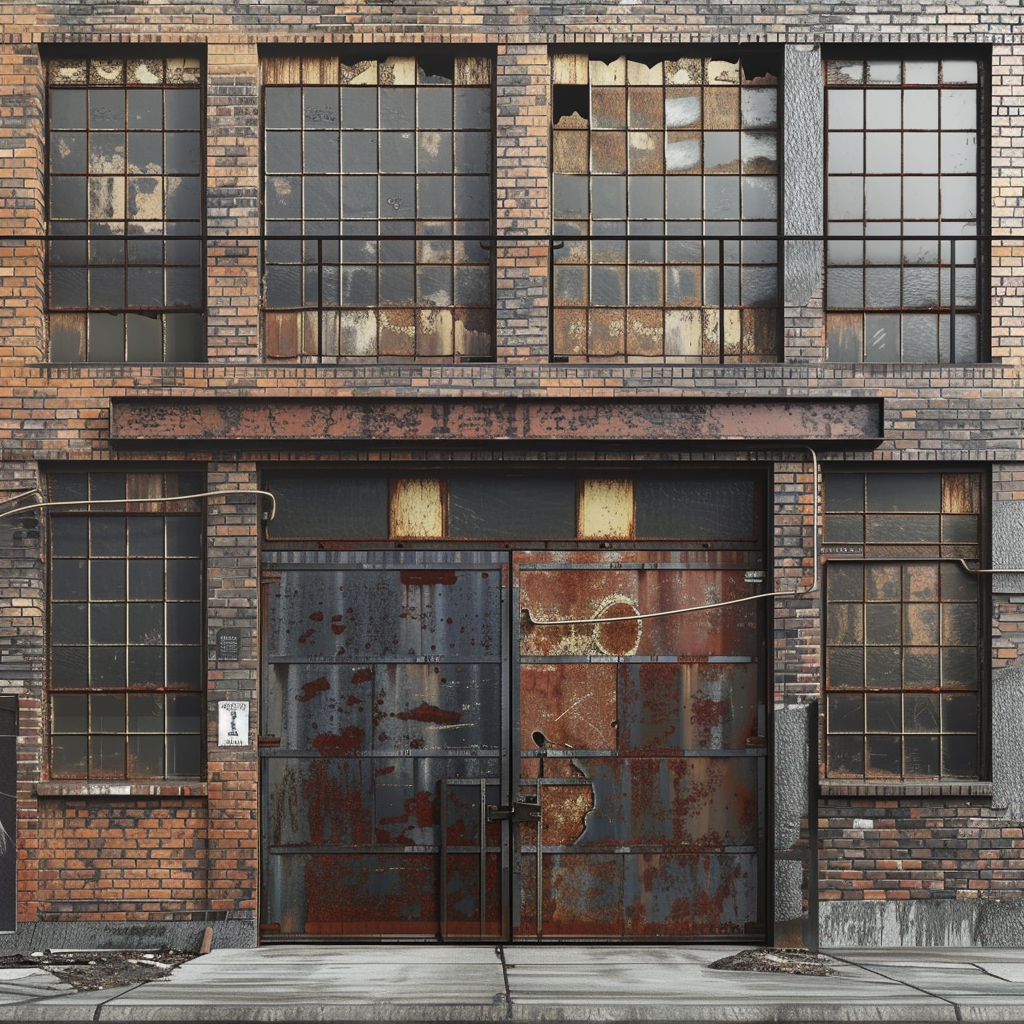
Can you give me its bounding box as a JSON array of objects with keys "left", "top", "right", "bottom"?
[{"left": 0, "top": 1, "right": 1023, "bottom": 950}]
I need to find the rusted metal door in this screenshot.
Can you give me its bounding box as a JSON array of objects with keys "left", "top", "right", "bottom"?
[
  {"left": 260, "top": 547, "right": 766, "bottom": 942},
  {"left": 512, "top": 551, "right": 767, "bottom": 940},
  {"left": 260, "top": 551, "right": 509, "bottom": 940}
]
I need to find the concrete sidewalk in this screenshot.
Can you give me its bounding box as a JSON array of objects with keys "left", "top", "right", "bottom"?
[{"left": 3, "top": 944, "right": 1024, "bottom": 1022}]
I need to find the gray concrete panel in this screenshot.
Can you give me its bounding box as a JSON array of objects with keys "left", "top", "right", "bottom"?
[
  {"left": 775, "top": 858, "right": 805, "bottom": 922},
  {"left": 820, "top": 899, "right": 1024, "bottom": 948},
  {"left": 774, "top": 701, "right": 809, "bottom": 850},
  {"left": 783, "top": 44, "right": 824, "bottom": 307},
  {"left": 991, "top": 665, "right": 1024, "bottom": 820},
  {"left": 0, "top": 919, "right": 256, "bottom": 957},
  {"left": 990, "top": 501, "right": 1024, "bottom": 595}
]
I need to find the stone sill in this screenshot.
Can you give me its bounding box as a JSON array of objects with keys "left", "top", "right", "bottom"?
[
  {"left": 820, "top": 781, "right": 992, "bottom": 799},
  {"left": 36, "top": 781, "right": 208, "bottom": 798}
]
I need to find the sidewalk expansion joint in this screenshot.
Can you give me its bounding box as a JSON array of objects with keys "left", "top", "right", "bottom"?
[
  {"left": 495, "top": 944, "right": 514, "bottom": 1018},
  {"left": 828, "top": 955, "right": 963, "bottom": 1022}
]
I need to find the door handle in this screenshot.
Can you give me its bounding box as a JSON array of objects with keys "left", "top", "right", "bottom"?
[{"left": 487, "top": 800, "right": 541, "bottom": 823}]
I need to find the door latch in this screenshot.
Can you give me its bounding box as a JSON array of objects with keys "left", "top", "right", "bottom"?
[{"left": 487, "top": 799, "right": 541, "bottom": 823}]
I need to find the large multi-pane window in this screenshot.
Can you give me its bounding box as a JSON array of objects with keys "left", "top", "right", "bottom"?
[
  {"left": 47, "top": 55, "right": 205, "bottom": 362},
  {"left": 825, "top": 56, "right": 983, "bottom": 362},
  {"left": 551, "top": 51, "right": 780, "bottom": 363},
  {"left": 823, "top": 470, "right": 985, "bottom": 781},
  {"left": 48, "top": 471, "right": 204, "bottom": 780},
  {"left": 262, "top": 54, "right": 494, "bottom": 362}
]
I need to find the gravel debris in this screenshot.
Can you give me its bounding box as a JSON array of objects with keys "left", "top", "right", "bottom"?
[
  {"left": 708, "top": 947, "right": 838, "bottom": 976},
  {"left": 0, "top": 947, "right": 197, "bottom": 992}
]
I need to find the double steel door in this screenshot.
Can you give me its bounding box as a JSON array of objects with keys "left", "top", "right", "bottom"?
[{"left": 260, "top": 549, "right": 766, "bottom": 941}]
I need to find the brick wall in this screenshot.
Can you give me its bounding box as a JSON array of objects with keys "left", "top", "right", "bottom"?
[
  {"left": 820, "top": 802, "right": 1024, "bottom": 904},
  {"left": 1, "top": 0, "right": 1024, "bottom": 948}
]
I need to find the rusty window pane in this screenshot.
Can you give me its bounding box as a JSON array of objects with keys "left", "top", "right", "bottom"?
[
  {"left": 47, "top": 56, "right": 205, "bottom": 362},
  {"left": 48, "top": 470, "right": 204, "bottom": 780},
  {"left": 552, "top": 51, "right": 780, "bottom": 363},
  {"left": 823, "top": 469, "right": 985, "bottom": 780},
  {"left": 825, "top": 57, "right": 983, "bottom": 362},
  {"left": 262, "top": 55, "right": 495, "bottom": 362}
]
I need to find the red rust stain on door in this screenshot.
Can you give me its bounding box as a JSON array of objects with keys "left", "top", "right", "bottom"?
[
  {"left": 399, "top": 570, "right": 458, "bottom": 586},
  {"left": 297, "top": 676, "right": 330, "bottom": 702},
  {"left": 393, "top": 703, "right": 461, "bottom": 725},
  {"left": 312, "top": 727, "right": 365, "bottom": 756}
]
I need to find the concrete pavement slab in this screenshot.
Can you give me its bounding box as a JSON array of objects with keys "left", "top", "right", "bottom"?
[
  {"left": 503, "top": 955, "right": 955, "bottom": 1021},
  {"left": 1, "top": 946, "right": 1024, "bottom": 1022},
  {"left": 105, "top": 946, "right": 961, "bottom": 1023}
]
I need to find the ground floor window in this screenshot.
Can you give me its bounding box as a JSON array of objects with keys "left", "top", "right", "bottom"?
[
  {"left": 823, "top": 469, "right": 985, "bottom": 780},
  {"left": 48, "top": 469, "right": 205, "bottom": 779}
]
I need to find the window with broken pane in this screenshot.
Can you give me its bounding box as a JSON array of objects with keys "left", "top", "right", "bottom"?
[
  {"left": 550, "top": 52, "right": 780, "bottom": 363},
  {"left": 48, "top": 470, "right": 205, "bottom": 779},
  {"left": 824, "top": 57, "right": 983, "bottom": 363},
  {"left": 47, "top": 56, "right": 205, "bottom": 362},
  {"left": 823, "top": 470, "right": 985, "bottom": 780},
  {"left": 262, "top": 55, "right": 495, "bottom": 362}
]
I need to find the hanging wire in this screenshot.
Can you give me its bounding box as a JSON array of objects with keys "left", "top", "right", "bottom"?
[
  {"left": 524, "top": 448, "right": 820, "bottom": 628},
  {"left": 0, "top": 489, "right": 277, "bottom": 522}
]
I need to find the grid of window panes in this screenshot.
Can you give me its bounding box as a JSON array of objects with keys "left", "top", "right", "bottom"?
[
  {"left": 550, "top": 53, "right": 780, "bottom": 363},
  {"left": 825, "top": 58, "right": 982, "bottom": 363},
  {"left": 824, "top": 471, "right": 983, "bottom": 780},
  {"left": 48, "top": 471, "right": 204, "bottom": 780},
  {"left": 262, "top": 55, "right": 494, "bottom": 362},
  {"left": 47, "top": 56, "right": 204, "bottom": 363}
]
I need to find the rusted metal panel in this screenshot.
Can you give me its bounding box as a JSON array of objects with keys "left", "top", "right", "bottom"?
[
  {"left": 520, "top": 852, "right": 761, "bottom": 939},
  {"left": 390, "top": 479, "right": 445, "bottom": 539},
  {"left": 513, "top": 549, "right": 766, "bottom": 940},
  {"left": 261, "top": 543, "right": 766, "bottom": 942},
  {"left": 110, "top": 396, "right": 885, "bottom": 448},
  {"left": 260, "top": 551, "right": 508, "bottom": 941},
  {"left": 519, "top": 561, "right": 759, "bottom": 661},
  {"left": 577, "top": 479, "right": 635, "bottom": 539}
]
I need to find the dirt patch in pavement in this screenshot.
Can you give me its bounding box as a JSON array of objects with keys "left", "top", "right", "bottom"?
[
  {"left": 0, "top": 947, "right": 197, "bottom": 992},
  {"left": 708, "top": 947, "right": 837, "bottom": 976}
]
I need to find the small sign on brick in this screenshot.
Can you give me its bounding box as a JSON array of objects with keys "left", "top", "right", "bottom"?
[{"left": 218, "top": 701, "right": 250, "bottom": 747}]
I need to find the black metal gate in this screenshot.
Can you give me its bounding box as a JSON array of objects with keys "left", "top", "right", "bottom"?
[{"left": 260, "top": 548, "right": 767, "bottom": 942}]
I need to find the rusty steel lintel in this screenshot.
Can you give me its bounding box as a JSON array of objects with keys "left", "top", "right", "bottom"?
[{"left": 108, "top": 397, "right": 884, "bottom": 449}]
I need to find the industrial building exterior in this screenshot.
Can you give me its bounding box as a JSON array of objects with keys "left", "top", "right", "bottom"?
[{"left": 0, "top": 0, "right": 1023, "bottom": 952}]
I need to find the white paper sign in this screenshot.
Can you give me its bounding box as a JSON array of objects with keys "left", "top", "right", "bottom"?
[{"left": 218, "top": 701, "right": 249, "bottom": 746}]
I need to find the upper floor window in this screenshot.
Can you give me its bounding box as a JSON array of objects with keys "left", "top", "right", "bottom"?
[
  {"left": 47, "top": 55, "right": 205, "bottom": 363},
  {"left": 48, "top": 470, "right": 205, "bottom": 780},
  {"left": 551, "top": 51, "right": 780, "bottom": 363},
  {"left": 823, "top": 470, "right": 985, "bottom": 781},
  {"left": 825, "top": 56, "right": 984, "bottom": 362},
  {"left": 262, "top": 54, "right": 495, "bottom": 363}
]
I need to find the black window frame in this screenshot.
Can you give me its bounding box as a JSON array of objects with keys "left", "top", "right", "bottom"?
[
  {"left": 47, "top": 468, "right": 206, "bottom": 781},
  {"left": 822, "top": 466, "right": 989, "bottom": 782},
  {"left": 549, "top": 46, "right": 784, "bottom": 364},
  {"left": 823, "top": 46, "right": 990, "bottom": 364},
  {"left": 45, "top": 49, "right": 207, "bottom": 363}
]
